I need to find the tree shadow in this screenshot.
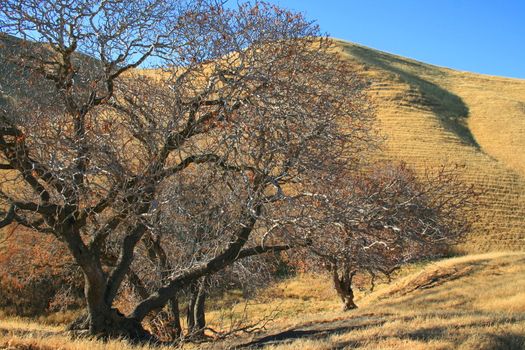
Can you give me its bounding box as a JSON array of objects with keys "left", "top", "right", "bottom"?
[
  {"left": 333, "top": 326, "right": 525, "bottom": 350},
  {"left": 235, "top": 309, "right": 525, "bottom": 350},
  {"left": 235, "top": 316, "right": 387, "bottom": 349},
  {"left": 341, "top": 43, "right": 479, "bottom": 149}
]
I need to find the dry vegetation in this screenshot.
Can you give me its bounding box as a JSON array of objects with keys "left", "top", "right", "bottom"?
[
  {"left": 1, "top": 252, "right": 524, "bottom": 349},
  {"left": 252, "top": 252, "right": 525, "bottom": 350},
  {"left": 332, "top": 40, "right": 525, "bottom": 252},
  {"left": 1, "top": 31, "right": 524, "bottom": 348}
]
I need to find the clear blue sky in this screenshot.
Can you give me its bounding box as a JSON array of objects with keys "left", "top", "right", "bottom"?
[{"left": 262, "top": 0, "right": 525, "bottom": 79}]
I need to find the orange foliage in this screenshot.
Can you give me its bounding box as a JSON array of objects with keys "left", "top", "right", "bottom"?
[{"left": 0, "top": 226, "right": 83, "bottom": 316}]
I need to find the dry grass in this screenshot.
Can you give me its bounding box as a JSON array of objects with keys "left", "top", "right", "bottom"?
[
  {"left": 332, "top": 40, "right": 525, "bottom": 252},
  {"left": 0, "top": 273, "right": 341, "bottom": 350},
  {"left": 235, "top": 252, "right": 525, "bottom": 350},
  {"left": 1, "top": 252, "right": 524, "bottom": 350}
]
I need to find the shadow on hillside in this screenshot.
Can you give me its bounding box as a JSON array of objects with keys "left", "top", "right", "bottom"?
[
  {"left": 235, "top": 316, "right": 386, "bottom": 349},
  {"left": 342, "top": 43, "right": 480, "bottom": 149},
  {"left": 236, "top": 311, "right": 525, "bottom": 350},
  {"left": 333, "top": 326, "right": 525, "bottom": 350}
]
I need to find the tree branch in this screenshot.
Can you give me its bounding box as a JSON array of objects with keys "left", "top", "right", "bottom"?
[
  {"left": 236, "top": 244, "right": 291, "bottom": 260},
  {"left": 130, "top": 205, "right": 262, "bottom": 321},
  {"left": 0, "top": 204, "right": 16, "bottom": 229},
  {"left": 105, "top": 222, "right": 148, "bottom": 305}
]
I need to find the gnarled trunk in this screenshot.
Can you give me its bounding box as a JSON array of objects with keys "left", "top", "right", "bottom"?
[
  {"left": 68, "top": 273, "right": 151, "bottom": 341},
  {"left": 63, "top": 227, "right": 151, "bottom": 341},
  {"left": 331, "top": 265, "right": 358, "bottom": 311},
  {"left": 87, "top": 307, "right": 150, "bottom": 341}
]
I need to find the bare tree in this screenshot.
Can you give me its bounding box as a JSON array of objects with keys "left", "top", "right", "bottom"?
[
  {"left": 287, "top": 162, "right": 477, "bottom": 310},
  {"left": 132, "top": 170, "right": 289, "bottom": 340},
  {"left": 0, "top": 0, "right": 373, "bottom": 340}
]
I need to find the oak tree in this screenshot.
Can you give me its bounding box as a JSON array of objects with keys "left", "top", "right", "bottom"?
[
  {"left": 0, "top": 0, "right": 373, "bottom": 340},
  {"left": 288, "top": 162, "right": 477, "bottom": 310}
]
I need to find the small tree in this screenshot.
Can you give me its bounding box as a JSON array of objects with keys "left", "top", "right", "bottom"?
[
  {"left": 287, "top": 162, "right": 477, "bottom": 310},
  {"left": 0, "top": 0, "right": 373, "bottom": 340}
]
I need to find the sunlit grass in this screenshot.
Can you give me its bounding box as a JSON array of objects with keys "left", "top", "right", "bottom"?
[
  {"left": 1, "top": 40, "right": 525, "bottom": 350},
  {"left": 334, "top": 40, "right": 525, "bottom": 253},
  {"left": 1, "top": 252, "right": 524, "bottom": 349},
  {"left": 249, "top": 252, "right": 525, "bottom": 350}
]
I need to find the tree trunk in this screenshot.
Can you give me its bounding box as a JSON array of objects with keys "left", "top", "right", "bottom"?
[
  {"left": 67, "top": 286, "right": 151, "bottom": 340},
  {"left": 186, "top": 282, "right": 198, "bottom": 333},
  {"left": 84, "top": 275, "right": 152, "bottom": 340},
  {"left": 88, "top": 307, "right": 151, "bottom": 340},
  {"left": 193, "top": 277, "right": 207, "bottom": 336},
  {"left": 339, "top": 286, "right": 357, "bottom": 311},
  {"left": 167, "top": 296, "right": 182, "bottom": 339},
  {"left": 186, "top": 277, "right": 207, "bottom": 338},
  {"left": 331, "top": 266, "right": 358, "bottom": 311},
  {"left": 66, "top": 267, "right": 152, "bottom": 341}
]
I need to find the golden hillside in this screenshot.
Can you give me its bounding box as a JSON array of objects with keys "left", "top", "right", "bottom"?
[
  {"left": 333, "top": 40, "right": 525, "bottom": 252},
  {"left": 1, "top": 35, "right": 524, "bottom": 252}
]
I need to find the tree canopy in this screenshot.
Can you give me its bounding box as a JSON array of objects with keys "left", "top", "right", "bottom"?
[{"left": 0, "top": 0, "right": 375, "bottom": 340}]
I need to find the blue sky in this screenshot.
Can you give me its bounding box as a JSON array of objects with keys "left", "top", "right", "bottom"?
[{"left": 262, "top": 0, "right": 525, "bottom": 79}]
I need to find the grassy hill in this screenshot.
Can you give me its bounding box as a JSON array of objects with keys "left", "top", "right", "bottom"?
[
  {"left": 333, "top": 40, "right": 525, "bottom": 252},
  {"left": 1, "top": 35, "right": 524, "bottom": 251},
  {"left": 1, "top": 36, "right": 525, "bottom": 349}
]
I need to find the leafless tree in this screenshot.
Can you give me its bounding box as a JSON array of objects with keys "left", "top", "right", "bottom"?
[
  {"left": 116, "top": 169, "right": 286, "bottom": 341},
  {"left": 286, "top": 162, "right": 477, "bottom": 310},
  {"left": 0, "top": 0, "right": 373, "bottom": 340}
]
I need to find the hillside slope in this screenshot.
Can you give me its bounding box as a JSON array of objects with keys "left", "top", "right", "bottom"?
[
  {"left": 1, "top": 35, "right": 524, "bottom": 252},
  {"left": 237, "top": 252, "right": 525, "bottom": 350},
  {"left": 2, "top": 252, "right": 524, "bottom": 349},
  {"left": 334, "top": 40, "right": 525, "bottom": 252}
]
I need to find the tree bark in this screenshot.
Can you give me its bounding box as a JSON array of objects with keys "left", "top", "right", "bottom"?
[
  {"left": 67, "top": 272, "right": 151, "bottom": 340},
  {"left": 186, "top": 282, "right": 197, "bottom": 333},
  {"left": 62, "top": 226, "right": 152, "bottom": 340},
  {"left": 81, "top": 273, "right": 151, "bottom": 340},
  {"left": 186, "top": 277, "right": 207, "bottom": 338},
  {"left": 331, "top": 266, "right": 358, "bottom": 311},
  {"left": 167, "top": 296, "right": 182, "bottom": 339},
  {"left": 193, "top": 277, "right": 207, "bottom": 337}
]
